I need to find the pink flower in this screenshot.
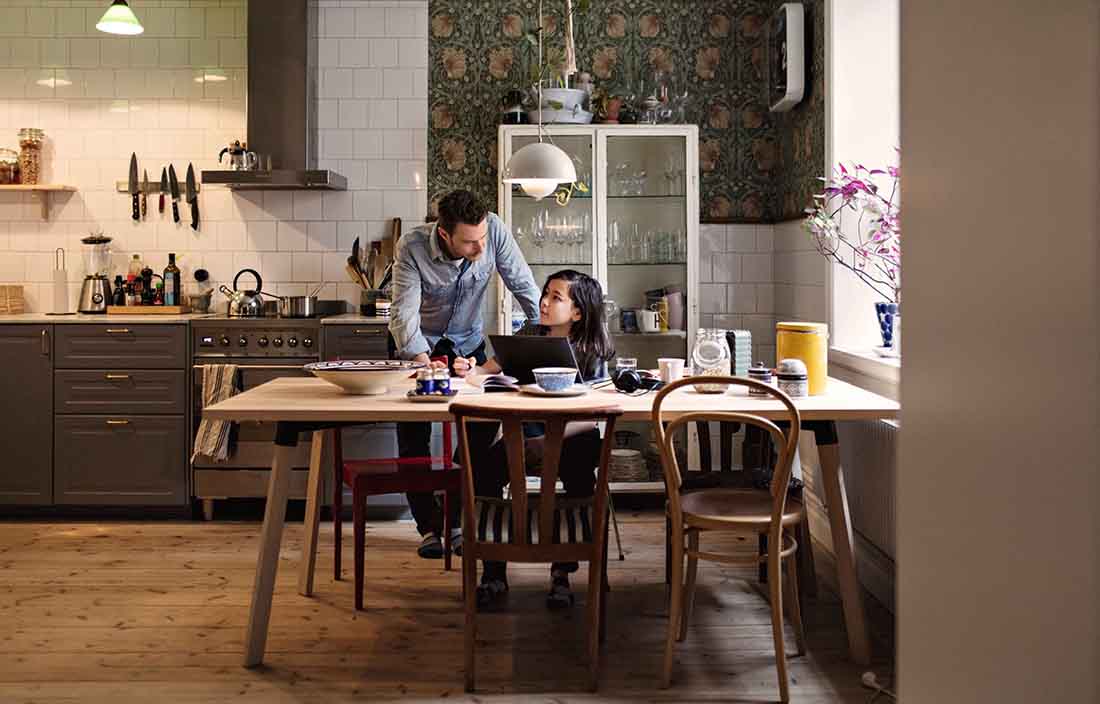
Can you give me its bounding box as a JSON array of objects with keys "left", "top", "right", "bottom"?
[
  {"left": 695, "top": 47, "right": 720, "bottom": 80},
  {"left": 606, "top": 13, "right": 626, "bottom": 38},
  {"left": 639, "top": 14, "right": 660, "bottom": 37}
]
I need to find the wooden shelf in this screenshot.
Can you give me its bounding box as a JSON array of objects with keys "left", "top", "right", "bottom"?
[
  {"left": 613, "top": 330, "right": 687, "bottom": 338},
  {"left": 0, "top": 185, "right": 77, "bottom": 220}
]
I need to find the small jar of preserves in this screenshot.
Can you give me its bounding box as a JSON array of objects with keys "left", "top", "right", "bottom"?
[
  {"left": 433, "top": 368, "right": 452, "bottom": 395},
  {"left": 415, "top": 368, "right": 436, "bottom": 395}
]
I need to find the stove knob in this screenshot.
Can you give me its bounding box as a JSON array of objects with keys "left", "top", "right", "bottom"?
[
  {"left": 287, "top": 336, "right": 298, "bottom": 348},
  {"left": 302, "top": 337, "right": 313, "bottom": 349},
  {"left": 272, "top": 336, "right": 283, "bottom": 347},
  {"left": 257, "top": 336, "right": 269, "bottom": 347},
  {"left": 238, "top": 336, "right": 248, "bottom": 347},
  {"left": 219, "top": 335, "right": 230, "bottom": 347}
]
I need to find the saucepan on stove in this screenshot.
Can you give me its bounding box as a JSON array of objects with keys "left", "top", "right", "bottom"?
[
  {"left": 274, "top": 283, "right": 325, "bottom": 318},
  {"left": 220, "top": 268, "right": 266, "bottom": 318}
]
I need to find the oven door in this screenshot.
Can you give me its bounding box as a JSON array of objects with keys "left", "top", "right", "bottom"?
[{"left": 192, "top": 358, "right": 319, "bottom": 497}]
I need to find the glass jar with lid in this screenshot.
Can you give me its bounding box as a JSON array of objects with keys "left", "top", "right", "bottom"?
[
  {"left": 0, "top": 148, "right": 18, "bottom": 185},
  {"left": 18, "top": 128, "right": 44, "bottom": 185},
  {"left": 690, "top": 328, "right": 731, "bottom": 393}
]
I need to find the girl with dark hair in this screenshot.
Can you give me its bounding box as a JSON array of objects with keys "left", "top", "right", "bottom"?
[{"left": 452, "top": 270, "right": 614, "bottom": 610}]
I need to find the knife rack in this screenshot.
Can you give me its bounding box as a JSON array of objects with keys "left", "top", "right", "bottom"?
[{"left": 115, "top": 181, "right": 199, "bottom": 194}]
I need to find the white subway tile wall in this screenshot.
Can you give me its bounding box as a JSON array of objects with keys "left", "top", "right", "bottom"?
[
  {"left": 0, "top": 0, "right": 428, "bottom": 312},
  {"left": 698, "top": 223, "right": 776, "bottom": 366},
  {"left": 773, "top": 219, "right": 828, "bottom": 325}
]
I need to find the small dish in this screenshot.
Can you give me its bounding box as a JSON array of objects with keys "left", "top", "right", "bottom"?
[
  {"left": 405, "top": 389, "right": 458, "bottom": 403},
  {"left": 519, "top": 383, "right": 589, "bottom": 398},
  {"left": 531, "top": 366, "right": 579, "bottom": 392}
]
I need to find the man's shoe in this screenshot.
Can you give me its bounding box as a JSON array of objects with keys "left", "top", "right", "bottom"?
[{"left": 417, "top": 532, "right": 444, "bottom": 559}]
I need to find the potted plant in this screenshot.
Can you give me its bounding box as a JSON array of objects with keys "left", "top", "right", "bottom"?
[
  {"left": 523, "top": 0, "right": 593, "bottom": 123},
  {"left": 803, "top": 157, "right": 901, "bottom": 355}
]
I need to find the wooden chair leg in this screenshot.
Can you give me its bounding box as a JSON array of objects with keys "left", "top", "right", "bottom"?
[
  {"left": 785, "top": 549, "right": 807, "bottom": 656},
  {"left": 599, "top": 521, "right": 609, "bottom": 645},
  {"left": 333, "top": 430, "right": 343, "bottom": 581},
  {"left": 463, "top": 544, "right": 477, "bottom": 692},
  {"left": 797, "top": 515, "right": 818, "bottom": 599},
  {"left": 442, "top": 490, "right": 452, "bottom": 571},
  {"left": 353, "top": 485, "right": 365, "bottom": 612},
  {"left": 662, "top": 523, "right": 684, "bottom": 688},
  {"left": 759, "top": 533, "right": 768, "bottom": 583},
  {"left": 679, "top": 530, "right": 699, "bottom": 642},
  {"left": 586, "top": 541, "right": 605, "bottom": 691},
  {"left": 768, "top": 547, "right": 790, "bottom": 703}
]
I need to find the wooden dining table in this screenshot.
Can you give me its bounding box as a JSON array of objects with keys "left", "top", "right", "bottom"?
[{"left": 202, "top": 375, "right": 899, "bottom": 669}]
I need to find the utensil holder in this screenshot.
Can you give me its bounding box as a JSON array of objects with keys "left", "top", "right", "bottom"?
[{"left": 360, "top": 288, "right": 383, "bottom": 316}]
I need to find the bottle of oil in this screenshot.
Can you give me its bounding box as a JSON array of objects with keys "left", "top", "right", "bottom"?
[{"left": 163, "top": 253, "right": 181, "bottom": 306}]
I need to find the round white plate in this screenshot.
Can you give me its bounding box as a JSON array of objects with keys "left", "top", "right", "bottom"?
[{"left": 519, "top": 383, "right": 589, "bottom": 397}]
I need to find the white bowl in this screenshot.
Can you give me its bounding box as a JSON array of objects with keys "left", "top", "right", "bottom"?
[
  {"left": 532, "top": 366, "right": 579, "bottom": 392},
  {"left": 304, "top": 360, "right": 425, "bottom": 395}
]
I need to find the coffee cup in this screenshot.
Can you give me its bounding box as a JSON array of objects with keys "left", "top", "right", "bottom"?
[
  {"left": 658, "top": 357, "right": 685, "bottom": 383},
  {"left": 638, "top": 309, "right": 659, "bottom": 333}
]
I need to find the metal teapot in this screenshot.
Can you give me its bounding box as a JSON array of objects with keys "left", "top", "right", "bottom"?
[
  {"left": 218, "top": 140, "right": 259, "bottom": 171},
  {"left": 219, "top": 268, "right": 265, "bottom": 317}
]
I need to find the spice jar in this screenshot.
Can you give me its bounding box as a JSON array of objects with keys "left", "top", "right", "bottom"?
[
  {"left": 433, "top": 367, "right": 452, "bottom": 395},
  {"left": 0, "top": 148, "right": 18, "bottom": 185},
  {"left": 690, "top": 328, "right": 731, "bottom": 394},
  {"left": 776, "top": 358, "right": 809, "bottom": 398},
  {"left": 747, "top": 362, "right": 774, "bottom": 396},
  {"left": 18, "top": 128, "right": 44, "bottom": 185}
]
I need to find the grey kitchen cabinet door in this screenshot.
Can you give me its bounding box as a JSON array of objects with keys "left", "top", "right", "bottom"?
[
  {"left": 54, "top": 415, "right": 187, "bottom": 505},
  {"left": 55, "top": 325, "right": 187, "bottom": 369},
  {"left": 0, "top": 326, "right": 53, "bottom": 505},
  {"left": 323, "top": 325, "right": 389, "bottom": 361}
]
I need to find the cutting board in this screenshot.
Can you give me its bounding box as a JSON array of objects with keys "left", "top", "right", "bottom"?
[{"left": 107, "top": 305, "right": 191, "bottom": 315}]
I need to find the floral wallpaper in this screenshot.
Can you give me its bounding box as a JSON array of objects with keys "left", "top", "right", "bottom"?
[
  {"left": 771, "top": 0, "right": 825, "bottom": 221},
  {"left": 427, "top": 0, "right": 812, "bottom": 223}
]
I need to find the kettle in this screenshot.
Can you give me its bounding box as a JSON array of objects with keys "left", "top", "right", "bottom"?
[
  {"left": 218, "top": 140, "right": 259, "bottom": 171},
  {"left": 220, "top": 268, "right": 265, "bottom": 317}
]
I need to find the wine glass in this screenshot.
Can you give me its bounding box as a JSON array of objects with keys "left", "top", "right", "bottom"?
[{"left": 531, "top": 212, "right": 547, "bottom": 263}]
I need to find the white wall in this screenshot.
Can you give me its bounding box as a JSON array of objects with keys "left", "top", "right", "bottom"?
[
  {"left": 0, "top": 0, "right": 427, "bottom": 312},
  {"left": 899, "top": 1, "right": 1099, "bottom": 701},
  {"left": 826, "top": 0, "right": 899, "bottom": 351}
]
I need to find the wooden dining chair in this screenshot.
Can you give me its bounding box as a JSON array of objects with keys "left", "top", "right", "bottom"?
[
  {"left": 653, "top": 376, "right": 806, "bottom": 701},
  {"left": 451, "top": 397, "right": 623, "bottom": 693}
]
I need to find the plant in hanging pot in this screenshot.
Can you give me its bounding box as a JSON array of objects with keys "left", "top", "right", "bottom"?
[{"left": 803, "top": 156, "right": 901, "bottom": 355}]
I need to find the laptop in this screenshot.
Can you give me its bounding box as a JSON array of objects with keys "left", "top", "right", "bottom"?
[{"left": 487, "top": 334, "right": 580, "bottom": 386}]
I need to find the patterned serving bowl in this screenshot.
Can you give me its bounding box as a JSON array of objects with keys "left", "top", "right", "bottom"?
[{"left": 304, "top": 359, "right": 426, "bottom": 395}]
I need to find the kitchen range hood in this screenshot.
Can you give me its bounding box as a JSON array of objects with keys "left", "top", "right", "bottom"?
[{"left": 202, "top": 0, "right": 345, "bottom": 191}]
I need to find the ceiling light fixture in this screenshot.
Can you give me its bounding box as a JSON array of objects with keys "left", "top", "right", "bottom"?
[
  {"left": 96, "top": 0, "right": 144, "bottom": 36},
  {"left": 501, "top": 0, "right": 575, "bottom": 200}
]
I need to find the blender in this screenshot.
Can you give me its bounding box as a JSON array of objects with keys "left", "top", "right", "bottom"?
[{"left": 78, "top": 233, "right": 113, "bottom": 313}]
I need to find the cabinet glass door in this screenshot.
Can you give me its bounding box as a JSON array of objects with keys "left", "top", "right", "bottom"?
[
  {"left": 500, "top": 131, "right": 595, "bottom": 333},
  {"left": 599, "top": 132, "right": 692, "bottom": 368}
]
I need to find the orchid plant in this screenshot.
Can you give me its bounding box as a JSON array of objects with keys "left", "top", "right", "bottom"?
[{"left": 804, "top": 158, "right": 901, "bottom": 304}]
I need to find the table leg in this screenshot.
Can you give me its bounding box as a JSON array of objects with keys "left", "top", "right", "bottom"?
[
  {"left": 298, "top": 429, "right": 326, "bottom": 597},
  {"left": 814, "top": 423, "right": 872, "bottom": 665},
  {"left": 243, "top": 426, "right": 298, "bottom": 668}
]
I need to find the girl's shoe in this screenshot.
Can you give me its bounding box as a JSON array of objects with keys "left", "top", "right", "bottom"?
[
  {"left": 450, "top": 529, "right": 463, "bottom": 556},
  {"left": 417, "top": 532, "right": 444, "bottom": 559},
  {"left": 475, "top": 577, "right": 509, "bottom": 611},
  {"left": 546, "top": 572, "right": 575, "bottom": 610}
]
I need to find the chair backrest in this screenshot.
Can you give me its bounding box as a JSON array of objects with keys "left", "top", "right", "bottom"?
[
  {"left": 450, "top": 397, "right": 622, "bottom": 550},
  {"left": 651, "top": 376, "right": 801, "bottom": 537}
]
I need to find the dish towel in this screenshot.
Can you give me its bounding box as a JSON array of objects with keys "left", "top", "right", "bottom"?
[{"left": 191, "top": 364, "right": 239, "bottom": 463}]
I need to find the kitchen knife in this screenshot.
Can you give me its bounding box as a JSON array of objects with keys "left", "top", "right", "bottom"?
[
  {"left": 168, "top": 164, "right": 181, "bottom": 223},
  {"left": 158, "top": 168, "right": 167, "bottom": 214},
  {"left": 128, "top": 153, "right": 139, "bottom": 221},
  {"left": 141, "top": 169, "right": 149, "bottom": 219},
  {"left": 185, "top": 163, "right": 199, "bottom": 231}
]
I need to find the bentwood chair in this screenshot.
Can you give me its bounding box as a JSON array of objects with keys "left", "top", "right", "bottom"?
[
  {"left": 653, "top": 376, "right": 806, "bottom": 701},
  {"left": 451, "top": 396, "right": 623, "bottom": 693}
]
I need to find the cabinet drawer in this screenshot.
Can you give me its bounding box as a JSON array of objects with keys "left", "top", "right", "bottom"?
[
  {"left": 55, "top": 370, "right": 186, "bottom": 415},
  {"left": 56, "top": 325, "right": 186, "bottom": 369},
  {"left": 54, "top": 415, "right": 187, "bottom": 506},
  {"left": 324, "top": 326, "right": 389, "bottom": 361}
]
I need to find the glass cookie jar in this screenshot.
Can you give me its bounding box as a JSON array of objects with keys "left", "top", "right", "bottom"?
[
  {"left": 18, "top": 128, "right": 44, "bottom": 185},
  {"left": 690, "top": 328, "right": 731, "bottom": 393}
]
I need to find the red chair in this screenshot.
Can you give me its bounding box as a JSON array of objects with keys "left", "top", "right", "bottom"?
[{"left": 332, "top": 357, "right": 461, "bottom": 611}]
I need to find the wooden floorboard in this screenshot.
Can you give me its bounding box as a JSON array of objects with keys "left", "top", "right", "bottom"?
[{"left": 0, "top": 511, "right": 894, "bottom": 703}]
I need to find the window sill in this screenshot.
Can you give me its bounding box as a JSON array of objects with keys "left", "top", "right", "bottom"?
[{"left": 830, "top": 347, "right": 899, "bottom": 402}]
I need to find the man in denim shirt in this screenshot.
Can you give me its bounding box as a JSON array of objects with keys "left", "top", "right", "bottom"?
[{"left": 389, "top": 190, "right": 540, "bottom": 558}]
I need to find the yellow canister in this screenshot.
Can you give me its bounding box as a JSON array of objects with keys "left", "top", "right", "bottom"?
[{"left": 775, "top": 322, "right": 828, "bottom": 395}]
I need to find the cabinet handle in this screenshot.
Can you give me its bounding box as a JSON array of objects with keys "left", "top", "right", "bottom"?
[
  {"left": 353, "top": 329, "right": 382, "bottom": 336},
  {"left": 41, "top": 328, "right": 49, "bottom": 357},
  {"left": 106, "top": 419, "right": 130, "bottom": 426},
  {"left": 105, "top": 328, "right": 131, "bottom": 334},
  {"left": 104, "top": 373, "right": 131, "bottom": 380}
]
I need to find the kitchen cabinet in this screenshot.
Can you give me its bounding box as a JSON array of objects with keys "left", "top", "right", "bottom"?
[
  {"left": 323, "top": 324, "right": 389, "bottom": 361},
  {"left": 496, "top": 125, "right": 699, "bottom": 369},
  {"left": 54, "top": 416, "right": 187, "bottom": 506},
  {"left": 0, "top": 325, "right": 53, "bottom": 505},
  {"left": 55, "top": 325, "right": 187, "bottom": 369}
]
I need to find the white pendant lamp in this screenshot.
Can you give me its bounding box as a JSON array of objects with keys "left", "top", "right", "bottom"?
[
  {"left": 501, "top": 0, "right": 575, "bottom": 200},
  {"left": 96, "top": 0, "right": 144, "bottom": 36}
]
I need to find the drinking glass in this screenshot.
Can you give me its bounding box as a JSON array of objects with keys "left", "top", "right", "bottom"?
[
  {"left": 614, "top": 357, "right": 638, "bottom": 376},
  {"left": 608, "top": 221, "right": 622, "bottom": 264}
]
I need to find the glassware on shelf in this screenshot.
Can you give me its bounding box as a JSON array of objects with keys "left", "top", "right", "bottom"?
[
  {"left": 18, "top": 128, "right": 44, "bottom": 185},
  {"left": 603, "top": 298, "right": 620, "bottom": 333},
  {"left": 608, "top": 221, "right": 623, "bottom": 264},
  {"left": 690, "top": 328, "right": 731, "bottom": 393},
  {"left": 530, "top": 211, "right": 547, "bottom": 263}
]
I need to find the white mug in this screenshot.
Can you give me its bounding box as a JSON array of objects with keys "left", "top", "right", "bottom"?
[
  {"left": 638, "top": 309, "right": 659, "bottom": 333},
  {"left": 658, "top": 357, "right": 685, "bottom": 383}
]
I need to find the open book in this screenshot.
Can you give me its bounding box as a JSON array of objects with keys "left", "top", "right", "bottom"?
[{"left": 480, "top": 374, "right": 520, "bottom": 393}]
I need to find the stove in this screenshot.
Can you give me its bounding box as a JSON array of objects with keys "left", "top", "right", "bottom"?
[{"left": 191, "top": 316, "right": 324, "bottom": 519}]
